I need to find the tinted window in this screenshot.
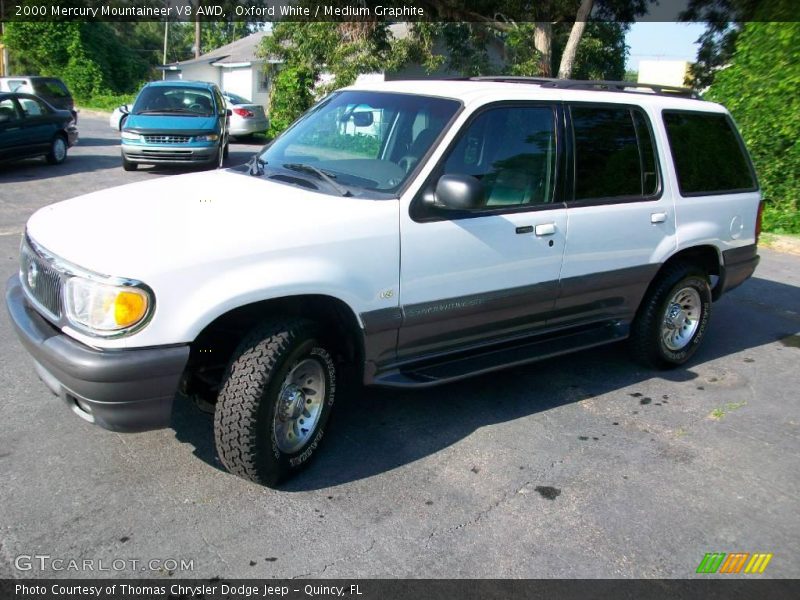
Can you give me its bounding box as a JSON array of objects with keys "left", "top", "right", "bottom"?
[
  {"left": 443, "top": 106, "right": 557, "bottom": 207},
  {"left": 572, "top": 106, "right": 657, "bottom": 200},
  {"left": 35, "top": 79, "right": 70, "bottom": 99},
  {"left": 663, "top": 111, "right": 756, "bottom": 195}
]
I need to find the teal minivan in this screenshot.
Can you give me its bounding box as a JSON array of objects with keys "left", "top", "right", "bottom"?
[{"left": 120, "top": 80, "right": 230, "bottom": 171}]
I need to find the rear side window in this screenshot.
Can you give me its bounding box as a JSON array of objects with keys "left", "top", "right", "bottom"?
[
  {"left": 571, "top": 105, "right": 659, "bottom": 201},
  {"left": 663, "top": 111, "right": 756, "bottom": 195},
  {"left": 35, "top": 79, "right": 70, "bottom": 99}
]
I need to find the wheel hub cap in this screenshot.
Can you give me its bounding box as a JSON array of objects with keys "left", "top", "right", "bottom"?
[
  {"left": 272, "top": 357, "right": 325, "bottom": 454},
  {"left": 278, "top": 384, "right": 305, "bottom": 421},
  {"left": 661, "top": 287, "right": 702, "bottom": 351}
]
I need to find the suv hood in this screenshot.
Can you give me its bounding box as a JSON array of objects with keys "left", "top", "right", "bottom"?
[
  {"left": 124, "top": 113, "right": 218, "bottom": 133},
  {"left": 26, "top": 170, "right": 393, "bottom": 280}
]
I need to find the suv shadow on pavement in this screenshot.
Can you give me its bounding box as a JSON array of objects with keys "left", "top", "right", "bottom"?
[
  {"left": 170, "top": 275, "right": 800, "bottom": 491},
  {"left": 0, "top": 153, "right": 122, "bottom": 182}
]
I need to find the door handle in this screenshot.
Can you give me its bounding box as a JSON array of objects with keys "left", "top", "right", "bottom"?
[
  {"left": 535, "top": 223, "right": 556, "bottom": 236},
  {"left": 651, "top": 212, "right": 668, "bottom": 224}
]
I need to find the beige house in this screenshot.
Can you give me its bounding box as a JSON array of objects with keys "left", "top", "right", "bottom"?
[{"left": 159, "top": 31, "right": 278, "bottom": 107}]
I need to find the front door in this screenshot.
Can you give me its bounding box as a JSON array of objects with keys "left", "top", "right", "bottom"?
[
  {"left": 0, "top": 97, "right": 25, "bottom": 160},
  {"left": 399, "top": 103, "right": 568, "bottom": 360}
]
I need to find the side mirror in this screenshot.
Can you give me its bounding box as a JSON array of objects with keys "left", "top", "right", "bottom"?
[
  {"left": 226, "top": 108, "right": 232, "bottom": 117},
  {"left": 435, "top": 174, "right": 485, "bottom": 210},
  {"left": 352, "top": 111, "right": 373, "bottom": 127},
  {"left": 120, "top": 105, "right": 129, "bottom": 114}
]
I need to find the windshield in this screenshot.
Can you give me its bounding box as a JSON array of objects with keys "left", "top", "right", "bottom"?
[
  {"left": 224, "top": 92, "right": 250, "bottom": 105},
  {"left": 259, "top": 90, "right": 460, "bottom": 194},
  {"left": 132, "top": 86, "right": 215, "bottom": 116}
]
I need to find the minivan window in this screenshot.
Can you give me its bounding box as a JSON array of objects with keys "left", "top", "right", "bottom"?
[
  {"left": 132, "top": 86, "right": 215, "bottom": 116},
  {"left": 571, "top": 105, "right": 657, "bottom": 201},
  {"left": 663, "top": 110, "right": 756, "bottom": 195},
  {"left": 442, "top": 105, "right": 557, "bottom": 207}
]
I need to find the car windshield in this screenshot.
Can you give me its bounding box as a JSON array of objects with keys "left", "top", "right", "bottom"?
[
  {"left": 258, "top": 90, "right": 460, "bottom": 194},
  {"left": 132, "top": 86, "right": 215, "bottom": 116}
]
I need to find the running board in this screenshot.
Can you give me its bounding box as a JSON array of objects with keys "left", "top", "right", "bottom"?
[{"left": 372, "top": 321, "right": 628, "bottom": 388}]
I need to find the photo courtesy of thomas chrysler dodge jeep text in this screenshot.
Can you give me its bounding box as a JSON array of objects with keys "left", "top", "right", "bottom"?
[{"left": 6, "top": 77, "right": 761, "bottom": 486}]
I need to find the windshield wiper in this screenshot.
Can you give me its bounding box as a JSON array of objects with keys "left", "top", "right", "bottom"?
[
  {"left": 249, "top": 155, "right": 266, "bottom": 176},
  {"left": 283, "top": 163, "right": 352, "bottom": 197}
]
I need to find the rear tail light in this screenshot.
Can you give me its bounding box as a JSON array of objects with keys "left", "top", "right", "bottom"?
[
  {"left": 755, "top": 202, "right": 764, "bottom": 244},
  {"left": 232, "top": 107, "right": 254, "bottom": 118}
]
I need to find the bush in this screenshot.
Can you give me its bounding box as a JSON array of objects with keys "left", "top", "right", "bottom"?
[
  {"left": 707, "top": 19, "right": 800, "bottom": 233},
  {"left": 79, "top": 93, "right": 137, "bottom": 112},
  {"left": 267, "top": 66, "right": 315, "bottom": 138}
]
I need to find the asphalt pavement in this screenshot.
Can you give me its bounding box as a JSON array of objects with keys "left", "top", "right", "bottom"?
[{"left": 0, "top": 115, "right": 798, "bottom": 579}]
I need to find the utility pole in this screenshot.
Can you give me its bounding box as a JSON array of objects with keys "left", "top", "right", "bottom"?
[
  {"left": 0, "top": 0, "right": 9, "bottom": 76},
  {"left": 162, "top": 1, "right": 170, "bottom": 80},
  {"left": 194, "top": 0, "right": 201, "bottom": 58}
]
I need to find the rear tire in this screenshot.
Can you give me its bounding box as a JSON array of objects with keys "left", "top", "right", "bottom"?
[
  {"left": 214, "top": 318, "right": 337, "bottom": 486},
  {"left": 630, "top": 262, "right": 712, "bottom": 369},
  {"left": 46, "top": 135, "right": 68, "bottom": 165}
]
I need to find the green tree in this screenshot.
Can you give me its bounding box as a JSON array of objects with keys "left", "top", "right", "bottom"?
[
  {"left": 707, "top": 19, "right": 800, "bottom": 233},
  {"left": 3, "top": 21, "right": 149, "bottom": 101}
]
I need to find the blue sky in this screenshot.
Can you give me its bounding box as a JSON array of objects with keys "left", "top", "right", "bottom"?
[{"left": 626, "top": 22, "right": 707, "bottom": 71}]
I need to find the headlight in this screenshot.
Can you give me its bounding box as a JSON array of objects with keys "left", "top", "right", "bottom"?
[
  {"left": 64, "top": 277, "right": 152, "bottom": 335},
  {"left": 194, "top": 133, "right": 219, "bottom": 142},
  {"left": 121, "top": 131, "right": 141, "bottom": 140}
]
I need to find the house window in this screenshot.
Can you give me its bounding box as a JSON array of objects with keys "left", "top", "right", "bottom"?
[{"left": 258, "top": 64, "right": 276, "bottom": 93}]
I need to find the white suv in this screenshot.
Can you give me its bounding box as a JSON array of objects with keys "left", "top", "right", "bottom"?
[{"left": 6, "top": 78, "right": 762, "bottom": 486}]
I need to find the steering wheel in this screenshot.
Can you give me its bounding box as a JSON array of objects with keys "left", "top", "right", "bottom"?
[
  {"left": 398, "top": 155, "right": 419, "bottom": 174},
  {"left": 189, "top": 103, "right": 203, "bottom": 112}
]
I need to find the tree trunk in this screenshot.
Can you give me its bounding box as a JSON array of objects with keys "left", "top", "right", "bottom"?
[
  {"left": 558, "top": 0, "right": 594, "bottom": 79},
  {"left": 533, "top": 22, "right": 552, "bottom": 77},
  {"left": 194, "top": 1, "right": 201, "bottom": 58}
]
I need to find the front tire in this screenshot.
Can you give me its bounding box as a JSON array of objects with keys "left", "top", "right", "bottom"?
[
  {"left": 214, "top": 319, "right": 337, "bottom": 486},
  {"left": 630, "top": 263, "right": 712, "bottom": 368},
  {"left": 122, "top": 155, "right": 138, "bottom": 171}
]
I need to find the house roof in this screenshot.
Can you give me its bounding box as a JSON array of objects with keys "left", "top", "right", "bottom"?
[{"left": 161, "top": 30, "right": 274, "bottom": 70}]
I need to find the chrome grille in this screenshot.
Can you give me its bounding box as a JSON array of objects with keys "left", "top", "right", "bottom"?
[
  {"left": 20, "top": 240, "right": 63, "bottom": 320},
  {"left": 143, "top": 135, "right": 191, "bottom": 144}
]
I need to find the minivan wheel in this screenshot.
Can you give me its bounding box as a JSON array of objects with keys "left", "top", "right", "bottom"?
[
  {"left": 214, "top": 318, "right": 337, "bottom": 486},
  {"left": 630, "top": 263, "right": 712, "bottom": 368},
  {"left": 46, "top": 136, "right": 67, "bottom": 165},
  {"left": 122, "top": 156, "right": 138, "bottom": 171}
]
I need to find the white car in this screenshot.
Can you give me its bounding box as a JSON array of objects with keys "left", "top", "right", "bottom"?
[
  {"left": 222, "top": 91, "right": 269, "bottom": 138},
  {"left": 7, "top": 78, "right": 761, "bottom": 487},
  {"left": 109, "top": 105, "right": 127, "bottom": 130}
]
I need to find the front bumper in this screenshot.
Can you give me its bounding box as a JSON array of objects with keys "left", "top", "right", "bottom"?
[
  {"left": 6, "top": 275, "right": 190, "bottom": 432},
  {"left": 121, "top": 142, "right": 217, "bottom": 165}
]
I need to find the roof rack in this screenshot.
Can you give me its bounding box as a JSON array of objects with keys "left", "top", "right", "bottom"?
[{"left": 459, "top": 76, "right": 698, "bottom": 99}]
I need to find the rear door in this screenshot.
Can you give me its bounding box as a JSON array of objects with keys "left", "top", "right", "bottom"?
[
  {"left": 17, "top": 94, "right": 57, "bottom": 154},
  {"left": 552, "top": 103, "right": 676, "bottom": 328},
  {"left": 398, "top": 103, "right": 568, "bottom": 359}
]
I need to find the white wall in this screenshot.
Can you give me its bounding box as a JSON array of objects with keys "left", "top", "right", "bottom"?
[{"left": 221, "top": 67, "right": 252, "bottom": 100}]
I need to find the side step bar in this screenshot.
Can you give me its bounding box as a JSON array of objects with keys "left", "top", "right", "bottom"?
[{"left": 372, "top": 321, "right": 629, "bottom": 389}]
